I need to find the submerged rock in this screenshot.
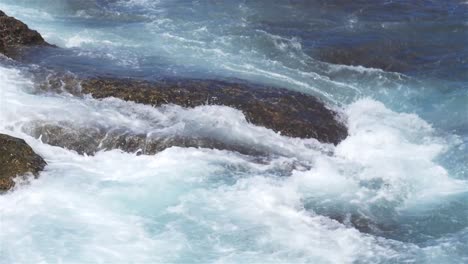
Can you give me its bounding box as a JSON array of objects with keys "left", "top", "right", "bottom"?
[
  {"left": 0, "top": 134, "right": 47, "bottom": 191},
  {"left": 33, "top": 76, "right": 347, "bottom": 155},
  {"left": 79, "top": 78, "right": 348, "bottom": 145},
  {"left": 26, "top": 122, "right": 268, "bottom": 156},
  {"left": 0, "top": 10, "right": 52, "bottom": 58}
]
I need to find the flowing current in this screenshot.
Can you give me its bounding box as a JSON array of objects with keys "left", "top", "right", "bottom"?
[{"left": 0, "top": 1, "right": 467, "bottom": 263}]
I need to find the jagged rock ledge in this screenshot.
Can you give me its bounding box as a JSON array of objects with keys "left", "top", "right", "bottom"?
[
  {"left": 0, "top": 10, "right": 53, "bottom": 58},
  {"left": 0, "top": 134, "right": 47, "bottom": 191},
  {"left": 34, "top": 76, "right": 348, "bottom": 155},
  {"left": 80, "top": 78, "right": 348, "bottom": 144}
]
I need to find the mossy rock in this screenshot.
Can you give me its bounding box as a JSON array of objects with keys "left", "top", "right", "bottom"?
[
  {"left": 0, "top": 134, "right": 47, "bottom": 191},
  {"left": 80, "top": 78, "right": 348, "bottom": 145},
  {"left": 0, "top": 10, "right": 52, "bottom": 58}
]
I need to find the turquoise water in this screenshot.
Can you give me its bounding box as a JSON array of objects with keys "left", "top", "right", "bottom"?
[{"left": 0, "top": 1, "right": 467, "bottom": 263}]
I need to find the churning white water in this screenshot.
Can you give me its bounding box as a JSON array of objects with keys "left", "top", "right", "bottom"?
[
  {"left": 0, "top": 63, "right": 466, "bottom": 263},
  {"left": 1, "top": 0, "right": 467, "bottom": 263}
]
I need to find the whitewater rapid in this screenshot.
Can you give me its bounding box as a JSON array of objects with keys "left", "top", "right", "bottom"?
[
  {"left": 0, "top": 0, "right": 467, "bottom": 263},
  {"left": 0, "top": 63, "right": 466, "bottom": 263}
]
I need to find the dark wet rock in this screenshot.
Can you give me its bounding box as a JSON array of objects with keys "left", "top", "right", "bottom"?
[
  {"left": 0, "top": 134, "right": 47, "bottom": 191},
  {"left": 32, "top": 63, "right": 348, "bottom": 155},
  {"left": 0, "top": 37, "right": 5, "bottom": 55},
  {"left": 33, "top": 71, "right": 347, "bottom": 156},
  {"left": 0, "top": 10, "right": 52, "bottom": 58},
  {"left": 78, "top": 78, "right": 348, "bottom": 145},
  {"left": 26, "top": 122, "right": 269, "bottom": 157}
]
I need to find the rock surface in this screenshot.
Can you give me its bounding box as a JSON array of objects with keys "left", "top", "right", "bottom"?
[
  {"left": 34, "top": 76, "right": 347, "bottom": 155},
  {"left": 25, "top": 122, "right": 269, "bottom": 156},
  {"left": 79, "top": 78, "right": 348, "bottom": 145},
  {"left": 0, "top": 10, "right": 52, "bottom": 57},
  {"left": 0, "top": 11, "right": 348, "bottom": 156},
  {"left": 0, "top": 134, "right": 47, "bottom": 191}
]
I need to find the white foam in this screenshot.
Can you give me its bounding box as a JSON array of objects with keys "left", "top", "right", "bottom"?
[
  {"left": 0, "top": 0, "right": 466, "bottom": 261},
  {"left": 285, "top": 99, "right": 466, "bottom": 213},
  {"left": 0, "top": 62, "right": 466, "bottom": 262}
]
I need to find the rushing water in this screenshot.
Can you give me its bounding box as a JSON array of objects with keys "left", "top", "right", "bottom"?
[{"left": 0, "top": 1, "right": 467, "bottom": 263}]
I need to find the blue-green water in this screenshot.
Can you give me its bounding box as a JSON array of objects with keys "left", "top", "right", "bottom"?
[{"left": 0, "top": 1, "right": 467, "bottom": 263}]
